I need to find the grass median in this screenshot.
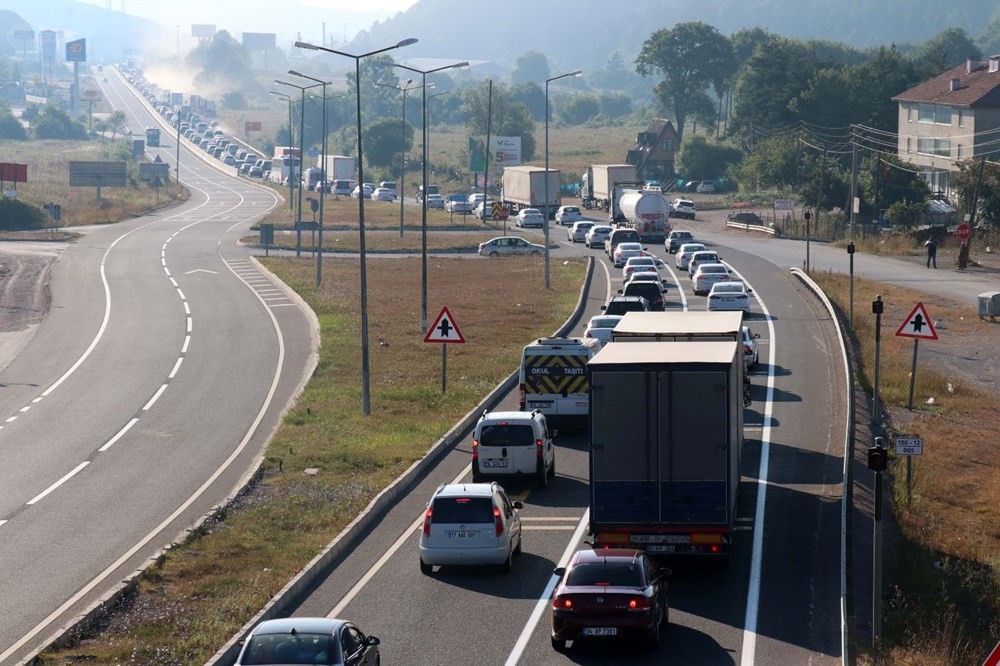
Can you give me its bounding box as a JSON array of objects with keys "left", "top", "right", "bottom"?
[
  {"left": 42, "top": 255, "right": 587, "bottom": 665},
  {"left": 812, "top": 271, "right": 1000, "bottom": 665}
]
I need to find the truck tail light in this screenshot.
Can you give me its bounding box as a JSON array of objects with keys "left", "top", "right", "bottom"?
[{"left": 494, "top": 506, "right": 504, "bottom": 537}]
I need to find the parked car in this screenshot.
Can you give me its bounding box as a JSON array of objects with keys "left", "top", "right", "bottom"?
[
  {"left": 601, "top": 295, "right": 650, "bottom": 316},
  {"left": 555, "top": 205, "right": 582, "bottom": 225},
  {"left": 665, "top": 229, "right": 695, "bottom": 254},
  {"left": 235, "top": 617, "right": 380, "bottom": 665},
  {"left": 675, "top": 242, "right": 708, "bottom": 270},
  {"left": 551, "top": 549, "right": 669, "bottom": 651},
  {"left": 419, "top": 482, "right": 523, "bottom": 574},
  {"left": 727, "top": 211, "right": 763, "bottom": 225},
  {"left": 425, "top": 193, "right": 446, "bottom": 209},
  {"left": 583, "top": 314, "right": 624, "bottom": 344},
  {"left": 471, "top": 410, "right": 555, "bottom": 487},
  {"left": 612, "top": 242, "right": 647, "bottom": 268},
  {"left": 687, "top": 250, "right": 723, "bottom": 276},
  {"left": 692, "top": 263, "right": 733, "bottom": 296},
  {"left": 371, "top": 187, "right": 395, "bottom": 202},
  {"left": 516, "top": 208, "right": 545, "bottom": 228},
  {"left": 671, "top": 199, "right": 697, "bottom": 220},
  {"left": 707, "top": 280, "right": 752, "bottom": 313},
  {"left": 585, "top": 225, "right": 613, "bottom": 249},
  {"left": 696, "top": 180, "right": 716, "bottom": 193},
  {"left": 743, "top": 325, "right": 761, "bottom": 370},
  {"left": 478, "top": 236, "right": 545, "bottom": 257},
  {"left": 567, "top": 221, "right": 595, "bottom": 243}
]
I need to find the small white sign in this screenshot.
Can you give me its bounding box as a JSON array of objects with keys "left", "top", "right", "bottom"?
[
  {"left": 774, "top": 199, "right": 795, "bottom": 211},
  {"left": 895, "top": 437, "right": 924, "bottom": 456}
]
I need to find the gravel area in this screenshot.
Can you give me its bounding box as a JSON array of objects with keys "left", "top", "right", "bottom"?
[{"left": 0, "top": 246, "right": 58, "bottom": 372}]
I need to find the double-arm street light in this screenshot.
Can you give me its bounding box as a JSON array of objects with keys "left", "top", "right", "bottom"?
[
  {"left": 269, "top": 90, "right": 294, "bottom": 216},
  {"left": 289, "top": 69, "right": 332, "bottom": 287},
  {"left": 545, "top": 69, "right": 582, "bottom": 289},
  {"left": 295, "top": 37, "right": 419, "bottom": 416},
  {"left": 393, "top": 60, "right": 469, "bottom": 334},
  {"left": 276, "top": 78, "right": 323, "bottom": 258}
]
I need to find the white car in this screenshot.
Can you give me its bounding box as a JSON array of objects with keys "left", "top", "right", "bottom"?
[
  {"left": 621, "top": 256, "right": 665, "bottom": 280},
  {"left": 567, "top": 221, "right": 595, "bottom": 242},
  {"left": 687, "top": 249, "right": 722, "bottom": 276},
  {"left": 743, "top": 325, "right": 760, "bottom": 370},
  {"left": 425, "top": 193, "right": 446, "bottom": 209},
  {"left": 692, "top": 263, "right": 733, "bottom": 295},
  {"left": 671, "top": 199, "right": 697, "bottom": 220},
  {"left": 585, "top": 225, "right": 613, "bottom": 248},
  {"left": 419, "top": 482, "right": 523, "bottom": 574},
  {"left": 696, "top": 180, "right": 716, "bottom": 193},
  {"left": 478, "top": 236, "right": 545, "bottom": 257},
  {"left": 707, "top": 280, "right": 752, "bottom": 313},
  {"left": 468, "top": 192, "right": 487, "bottom": 207},
  {"left": 612, "top": 241, "right": 646, "bottom": 268},
  {"left": 474, "top": 201, "right": 498, "bottom": 219},
  {"left": 351, "top": 184, "right": 373, "bottom": 199},
  {"left": 371, "top": 187, "right": 395, "bottom": 201},
  {"left": 675, "top": 242, "right": 708, "bottom": 270},
  {"left": 555, "top": 205, "right": 582, "bottom": 225},
  {"left": 583, "top": 314, "right": 624, "bottom": 344},
  {"left": 471, "top": 410, "right": 555, "bottom": 487},
  {"left": 516, "top": 208, "right": 545, "bottom": 228},
  {"left": 665, "top": 229, "right": 696, "bottom": 254},
  {"left": 446, "top": 198, "right": 472, "bottom": 214}
]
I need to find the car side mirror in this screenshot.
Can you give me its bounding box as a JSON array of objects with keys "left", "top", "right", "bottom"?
[
  {"left": 367, "top": 636, "right": 381, "bottom": 646},
  {"left": 617, "top": 289, "right": 623, "bottom": 294},
  {"left": 754, "top": 333, "right": 760, "bottom": 339},
  {"left": 553, "top": 567, "right": 566, "bottom": 578},
  {"left": 747, "top": 288, "right": 754, "bottom": 294},
  {"left": 513, "top": 500, "right": 524, "bottom": 509},
  {"left": 600, "top": 305, "right": 606, "bottom": 311}
]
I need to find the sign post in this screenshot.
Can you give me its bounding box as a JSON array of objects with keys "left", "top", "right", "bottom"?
[
  {"left": 895, "top": 301, "right": 938, "bottom": 502},
  {"left": 424, "top": 306, "right": 466, "bottom": 393}
]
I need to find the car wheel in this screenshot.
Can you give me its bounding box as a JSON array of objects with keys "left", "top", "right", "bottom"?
[
  {"left": 489, "top": 251, "right": 500, "bottom": 258},
  {"left": 501, "top": 549, "right": 513, "bottom": 574},
  {"left": 753, "top": 350, "right": 759, "bottom": 368},
  {"left": 548, "top": 458, "right": 556, "bottom": 479},
  {"left": 514, "top": 533, "right": 523, "bottom": 556},
  {"left": 551, "top": 637, "right": 567, "bottom": 652},
  {"left": 420, "top": 558, "right": 433, "bottom": 575},
  {"left": 530, "top": 250, "right": 542, "bottom": 256},
  {"left": 537, "top": 463, "right": 548, "bottom": 489}
]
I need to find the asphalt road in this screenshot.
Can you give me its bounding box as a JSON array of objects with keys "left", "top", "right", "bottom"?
[
  {"left": 0, "top": 68, "right": 315, "bottom": 664},
  {"left": 276, "top": 219, "right": 848, "bottom": 665}
]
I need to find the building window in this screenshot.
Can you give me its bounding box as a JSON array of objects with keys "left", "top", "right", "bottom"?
[
  {"left": 957, "top": 144, "right": 962, "bottom": 159},
  {"left": 917, "top": 137, "right": 951, "bottom": 157},
  {"left": 907, "top": 105, "right": 913, "bottom": 123},
  {"left": 661, "top": 139, "right": 672, "bottom": 152},
  {"left": 958, "top": 109, "right": 964, "bottom": 127},
  {"left": 918, "top": 103, "right": 951, "bottom": 125}
]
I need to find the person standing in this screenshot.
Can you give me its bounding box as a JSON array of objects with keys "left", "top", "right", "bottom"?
[
  {"left": 958, "top": 240, "right": 969, "bottom": 271},
  {"left": 925, "top": 238, "right": 937, "bottom": 268}
]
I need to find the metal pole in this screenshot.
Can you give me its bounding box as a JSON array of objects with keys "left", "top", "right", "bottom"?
[
  {"left": 400, "top": 85, "right": 407, "bottom": 238},
  {"left": 872, "top": 295, "right": 883, "bottom": 426},
  {"left": 544, "top": 77, "right": 551, "bottom": 289},
  {"left": 442, "top": 344, "right": 447, "bottom": 394},
  {"left": 485, "top": 80, "right": 492, "bottom": 231},
  {"left": 849, "top": 249, "right": 855, "bottom": 327},
  {"left": 907, "top": 339, "right": 919, "bottom": 410},
  {"left": 288, "top": 98, "right": 293, "bottom": 211},
  {"left": 355, "top": 57, "right": 372, "bottom": 416},
  {"left": 873, "top": 468, "right": 883, "bottom": 657},
  {"left": 317, "top": 81, "right": 327, "bottom": 287},
  {"left": 297, "top": 89, "right": 305, "bottom": 257},
  {"left": 421, "top": 73, "right": 428, "bottom": 334}
]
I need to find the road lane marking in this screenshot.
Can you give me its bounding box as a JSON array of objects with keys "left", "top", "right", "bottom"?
[
  {"left": 325, "top": 463, "right": 472, "bottom": 619},
  {"left": 504, "top": 509, "right": 591, "bottom": 666},
  {"left": 522, "top": 526, "right": 577, "bottom": 531},
  {"left": 168, "top": 357, "right": 183, "bottom": 379},
  {"left": 521, "top": 517, "right": 583, "bottom": 521},
  {"left": 143, "top": 384, "right": 168, "bottom": 411},
  {"left": 26, "top": 462, "right": 90, "bottom": 505},
  {"left": 99, "top": 418, "right": 138, "bottom": 452}
]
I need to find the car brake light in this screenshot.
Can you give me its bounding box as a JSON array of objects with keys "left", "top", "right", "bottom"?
[
  {"left": 536, "top": 438, "right": 544, "bottom": 459},
  {"left": 628, "top": 597, "right": 652, "bottom": 611},
  {"left": 744, "top": 345, "right": 752, "bottom": 353},
  {"left": 423, "top": 507, "right": 432, "bottom": 536},
  {"left": 494, "top": 506, "right": 504, "bottom": 537},
  {"left": 585, "top": 331, "right": 593, "bottom": 338},
  {"left": 472, "top": 439, "right": 479, "bottom": 460},
  {"left": 553, "top": 596, "right": 572, "bottom": 610}
]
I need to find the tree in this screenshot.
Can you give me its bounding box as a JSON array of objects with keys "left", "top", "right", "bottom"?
[
  {"left": 858, "top": 153, "right": 930, "bottom": 221},
  {"left": 730, "top": 36, "right": 818, "bottom": 134},
  {"left": 798, "top": 151, "right": 850, "bottom": 212},
  {"left": 675, "top": 135, "right": 742, "bottom": 181},
  {"left": 559, "top": 94, "right": 600, "bottom": 125},
  {"left": 222, "top": 91, "right": 248, "bottom": 110},
  {"left": 732, "top": 135, "right": 800, "bottom": 190},
  {"left": 885, "top": 199, "right": 925, "bottom": 230},
  {"left": 107, "top": 110, "right": 127, "bottom": 141},
  {"left": 911, "top": 27, "right": 979, "bottom": 77},
  {"left": 32, "top": 106, "right": 87, "bottom": 140},
  {"left": 460, "top": 81, "right": 537, "bottom": 161},
  {"left": 599, "top": 92, "right": 632, "bottom": 119},
  {"left": 0, "top": 106, "right": 26, "bottom": 140},
  {"left": 951, "top": 158, "right": 1000, "bottom": 229},
  {"left": 635, "top": 22, "right": 734, "bottom": 143},
  {"left": 510, "top": 82, "right": 545, "bottom": 121},
  {"left": 512, "top": 51, "right": 550, "bottom": 86},
  {"left": 363, "top": 117, "right": 413, "bottom": 169},
  {"left": 187, "top": 30, "right": 251, "bottom": 84}
]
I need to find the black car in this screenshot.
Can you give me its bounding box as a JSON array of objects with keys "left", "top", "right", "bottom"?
[
  {"left": 602, "top": 295, "right": 650, "bottom": 316},
  {"left": 727, "top": 211, "right": 763, "bottom": 225},
  {"left": 236, "top": 617, "right": 380, "bottom": 665},
  {"left": 620, "top": 281, "right": 667, "bottom": 311}
]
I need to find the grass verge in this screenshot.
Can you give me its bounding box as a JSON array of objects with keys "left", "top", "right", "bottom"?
[
  {"left": 811, "top": 271, "right": 1000, "bottom": 665},
  {"left": 40, "top": 255, "right": 587, "bottom": 665}
]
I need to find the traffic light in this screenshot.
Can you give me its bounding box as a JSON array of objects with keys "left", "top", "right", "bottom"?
[
  {"left": 867, "top": 436, "right": 888, "bottom": 472},
  {"left": 847, "top": 240, "right": 855, "bottom": 255}
]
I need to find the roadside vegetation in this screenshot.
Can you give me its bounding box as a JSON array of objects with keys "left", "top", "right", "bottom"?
[
  {"left": 813, "top": 271, "right": 1000, "bottom": 665},
  {"left": 40, "top": 255, "right": 587, "bottom": 665}
]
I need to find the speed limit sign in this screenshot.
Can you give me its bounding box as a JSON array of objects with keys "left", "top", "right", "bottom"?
[{"left": 894, "top": 437, "right": 924, "bottom": 456}]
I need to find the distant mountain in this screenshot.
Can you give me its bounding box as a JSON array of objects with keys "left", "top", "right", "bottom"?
[{"left": 351, "top": 0, "right": 1000, "bottom": 74}]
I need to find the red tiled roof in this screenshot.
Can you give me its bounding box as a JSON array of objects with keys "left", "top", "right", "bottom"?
[{"left": 893, "top": 60, "right": 1000, "bottom": 107}]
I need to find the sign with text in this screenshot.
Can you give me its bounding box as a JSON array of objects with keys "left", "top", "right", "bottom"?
[
  {"left": 69, "top": 161, "right": 127, "bottom": 187},
  {"left": 468, "top": 136, "right": 521, "bottom": 172},
  {"left": 894, "top": 437, "right": 924, "bottom": 456},
  {"left": 773, "top": 199, "right": 795, "bottom": 211},
  {"left": 14, "top": 30, "right": 35, "bottom": 41},
  {"left": 139, "top": 162, "right": 170, "bottom": 182},
  {"left": 244, "top": 121, "right": 262, "bottom": 133}
]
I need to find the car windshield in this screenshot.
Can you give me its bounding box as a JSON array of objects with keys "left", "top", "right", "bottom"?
[
  {"left": 479, "top": 423, "right": 534, "bottom": 447},
  {"left": 590, "top": 317, "right": 621, "bottom": 329},
  {"left": 567, "top": 562, "right": 644, "bottom": 587},
  {"left": 432, "top": 497, "right": 494, "bottom": 524},
  {"left": 241, "top": 632, "right": 340, "bottom": 665}
]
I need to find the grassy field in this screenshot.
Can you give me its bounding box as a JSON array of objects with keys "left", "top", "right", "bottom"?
[
  {"left": 811, "top": 271, "right": 1000, "bottom": 665},
  {"left": 42, "top": 255, "right": 587, "bottom": 665}
]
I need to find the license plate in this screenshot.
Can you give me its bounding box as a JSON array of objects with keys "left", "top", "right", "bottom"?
[
  {"left": 483, "top": 460, "right": 508, "bottom": 468},
  {"left": 646, "top": 545, "right": 677, "bottom": 553},
  {"left": 528, "top": 401, "right": 552, "bottom": 408},
  {"left": 582, "top": 627, "right": 618, "bottom": 637},
  {"left": 448, "top": 531, "right": 477, "bottom": 538}
]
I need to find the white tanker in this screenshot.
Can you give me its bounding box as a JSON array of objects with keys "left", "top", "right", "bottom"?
[{"left": 615, "top": 188, "right": 672, "bottom": 243}]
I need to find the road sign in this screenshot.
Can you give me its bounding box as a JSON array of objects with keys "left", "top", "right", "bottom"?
[
  {"left": 956, "top": 223, "right": 971, "bottom": 240},
  {"left": 491, "top": 201, "right": 503, "bottom": 219},
  {"left": 424, "top": 306, "right": 466, "bottom": 344},
  {"left": 894, "top": 437, "right": 924, "bottom": 456},
  {"left": 984, "top": 639, "right": 1000, "bottom": 666},
  {"left": 65, "top": 38, "right": 86, "bottom": 63},
  {"left": 895, "top": 302, "right": 938, "bottom": 340},
  {"left": 774, "top": 199, "right": 795, "bottom": 211}
]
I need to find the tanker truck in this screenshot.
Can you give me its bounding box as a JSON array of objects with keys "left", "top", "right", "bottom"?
[{"left": 612, "top": 186, "right": 672, "bottom": 243}]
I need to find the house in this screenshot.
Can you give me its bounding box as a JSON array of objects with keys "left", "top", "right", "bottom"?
[
  {"left": 893, "top": 55, "right": 1000, "bottom": 195},
  {"left": 625, "top": 119, "right": 678, "bottom": 183}
]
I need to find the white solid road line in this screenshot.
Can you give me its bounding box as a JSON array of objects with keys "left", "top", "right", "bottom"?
[
  {"left": 325, "top": 463, "right": 472, "bottom": 620},
  {"left": 504, "top": 509, "right": 591, "bottom": 666},
  {"left": 26, "top": 462, "right": 90, "bottom": 506},
  {"left": 98, "top": 418, "right": 139, "bottom": 452},
  {"left": 660, "top": 258, "right": 689, "bottom": 311}
]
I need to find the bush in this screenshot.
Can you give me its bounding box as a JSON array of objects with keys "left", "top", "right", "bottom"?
[
  {"left": 0, "top": 106, "right": 27, "bottom": 140},
  {"left": 32, "top": 106, "right": 88, "bottom": 140},
  {"left": 0, "top": 198, "right": 48, "bottom": 230}
]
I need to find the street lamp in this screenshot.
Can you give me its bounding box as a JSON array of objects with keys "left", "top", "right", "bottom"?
[
  {"left": 269, "top": 90, "right": 294, "bottom": 216},
  {"left": 393, "top": 59, "right": 469, "bottom": 334},
  {"left": 545, "top": 69, "right": 582, "bottom": 289},
  {"left": 276, "top": 78, "right": 322, "bottom": 258},
  {"left": 290, "top": 69, "right": 333, "bottom": 288},
  {"left": 295, "top": 37, "right": 419, "bottom": 416}
]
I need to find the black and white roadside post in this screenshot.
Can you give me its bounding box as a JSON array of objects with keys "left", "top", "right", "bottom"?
[
  {"left": 867, "top": 436, "right": 888, "bottom": 658},
  {"left": 871, "top": 295, "right": 883, "bottom": 426},
  {"left": 848, "top": 240, "right": 856, "bottom": 327}
]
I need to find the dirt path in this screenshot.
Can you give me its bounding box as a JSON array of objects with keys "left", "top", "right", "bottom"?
[{"left": 0, "top": 246, "right": 58, "bottom": 372}]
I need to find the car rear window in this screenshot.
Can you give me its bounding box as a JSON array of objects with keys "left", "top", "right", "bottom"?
[
  {"left": 701, "top": 265, "right": 729, "bottom": 274},
  {"left": 241, "top": 632, "right": 340, "bottom": 665},
  {"left": 624, "top": 283, "right": 661, "bottom": 299},
  {"left": 479, "top": 423, "right": 535, "bottom": 447},
  {"left": 611, "top": 230, "right": 640, "bottom": 244},
  {"left": 431, "top": 497, "right": 494, "bottom": 524},
  {"left": 567, "top": 562, "right": 644, "bottom": 587},
  {"left": 605, "top": 299, "right": 647, "bottom": 315}
]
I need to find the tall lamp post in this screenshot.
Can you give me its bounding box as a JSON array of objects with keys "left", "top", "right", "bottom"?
[
  {"left": 269, "top": 90, "right": 294, "bottom": 215},
  {"left": 295, "top": 37, "right": 419, "bottom": 416},
  {"left": 393, "top": 60, "right": 469, "bottom": 333},
  {"left": 374, "top": 79, "right": 417, "bottom": 238},
  {"left": 545, "top": 69, "right": 582, "bottom": 289},
  {"left": 290, "top": 69, "right": 332, "bottom": 287},
  {"left": 276, "top": 78, "right": 322, "bottom": 258}
]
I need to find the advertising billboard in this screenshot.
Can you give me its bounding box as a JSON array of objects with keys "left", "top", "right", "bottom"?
[
  {"left": 65, "top": 38, "right": 86, "bottom": 63},
  {"left": 242, "top": 32, "right": 276, "bottom": 50},
  {"left": 69, "top": 161, "right": 127, "bottom": 187},
  {"left": 468, "top": 136, "right": 522, "bottom": 173},
  {"left": 39, "top": 30, "right": 57, "bottom": 63}
]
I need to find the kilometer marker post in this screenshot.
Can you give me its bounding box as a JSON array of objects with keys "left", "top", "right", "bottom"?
[{"left": 424, "top": 307, "right": 466, "bottom": 393}]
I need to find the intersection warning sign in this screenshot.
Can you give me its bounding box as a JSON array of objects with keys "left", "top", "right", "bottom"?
[
  {"left": 424, "top": 306, "right": 466, "bottom": 344},
  {"left": 895, "top": 302, "right": 938, "bottom": 340}
]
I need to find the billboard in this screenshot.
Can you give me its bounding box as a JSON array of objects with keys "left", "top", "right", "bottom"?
[
  {"left": 40, "top": 30, "right": 57, "bottom": 62},
  {"left": 13, "top": 30, "right": 35, "bottom": 41},
  {"left": 468, "top": 136, "right": 522, "bottom": 173},
  {"left": 80, "top": 89, "right": 102, "bottom": 102},
  {"left": 69, "top": 161, "right": 127, "bottom": 187},
  {"left": 66, "top": 38, "right": 86, "bottom": 63},
  {"left": 191, "top": 24, "right": 216, "bottom": 39},
  {"left": 244, "top": 121, "right": 262, "bottom": 133},
  {"left": 242, "top": 32, "right": 276, "bottom": 50},
  {"left": 0, "top": 163, "right": 28, "bottom": 183}
]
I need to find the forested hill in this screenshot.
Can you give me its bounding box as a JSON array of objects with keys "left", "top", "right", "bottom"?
[{"left": 353, "top": 0, "right": 1000, "bottom": 71}]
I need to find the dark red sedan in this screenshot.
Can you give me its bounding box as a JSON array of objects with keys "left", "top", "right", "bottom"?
[{"left": 550, "top": 548, "right": 669, "bottom": 651}]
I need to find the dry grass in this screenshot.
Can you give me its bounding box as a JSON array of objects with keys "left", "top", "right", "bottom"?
[
  {"left": 812, "top": 271, "right": 1000, "bottom": 665},
  {"left": 41, "top": 255, "right": 587, "bottom": 665}
]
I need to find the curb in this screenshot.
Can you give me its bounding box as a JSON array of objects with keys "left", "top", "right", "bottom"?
[{"left": 205, "top": 256, "right": 595, "bottom": 665}]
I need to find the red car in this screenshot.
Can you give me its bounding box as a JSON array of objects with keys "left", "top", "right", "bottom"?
[{"left": 551, "top": 549, "right": 669, "bottom": 651}]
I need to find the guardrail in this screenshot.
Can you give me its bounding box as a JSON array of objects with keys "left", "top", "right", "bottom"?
[{"left": 725, "top": 221, "right": 777, "bottom": 235}]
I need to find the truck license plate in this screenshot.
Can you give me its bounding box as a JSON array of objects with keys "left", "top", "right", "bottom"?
[
  {"left": 528, "top": 401, "right": 552, "bottom": 408},
  {"left": 646, "top": 545, "right": 677, "bottom": 553}
]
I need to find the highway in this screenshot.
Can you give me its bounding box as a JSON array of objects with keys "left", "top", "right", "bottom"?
[
  {"left": 0, "top": 68, "right": 316, "bottom": 664},
  {"left": 272, "top": 222, "right": 848, "bottom": 665}
]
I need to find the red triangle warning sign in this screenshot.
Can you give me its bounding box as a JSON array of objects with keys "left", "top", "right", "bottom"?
[
  {"left": 895, "top": 302, "right": 938, "bottom": 340},
  {"left": 424, "top": 306, "right": 466, "bottom": 344}
]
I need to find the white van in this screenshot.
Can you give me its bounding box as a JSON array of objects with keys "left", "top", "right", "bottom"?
[
  {"left": 472, "top": 410, "right": 556, "bottom": 487},
  {"left": 518, "top": 337, "right": 601, "bottom": 424}
]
